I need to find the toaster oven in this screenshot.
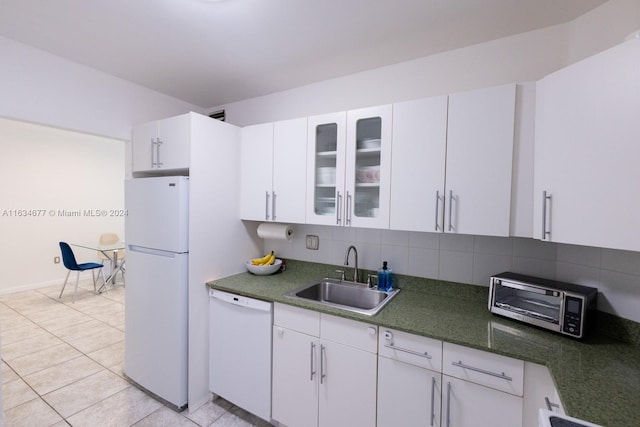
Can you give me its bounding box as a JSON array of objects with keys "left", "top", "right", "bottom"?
[{"left": 489, "top": 272, "right": 598, "bottom": 339}]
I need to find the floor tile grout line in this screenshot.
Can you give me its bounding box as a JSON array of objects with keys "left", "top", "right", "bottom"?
[
  {"left": 2, "top": 354, "right": 71, "bottom": 425},
  {"left": 1, "top": 283, "right": 130, "bottom": 426}
]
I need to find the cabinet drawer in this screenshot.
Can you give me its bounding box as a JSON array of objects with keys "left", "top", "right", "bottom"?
[
  {"left": 274, "top": 303, "right": 320, "bottom": 336},
  {"left": 379, "top": 328, "right": 442, "bottom": 372},
  {"left": 443, "top": 342, "right": 524, "bottom": 396},
  {"left": 320, "top": 313, "right": 377, "bottom": 353}
]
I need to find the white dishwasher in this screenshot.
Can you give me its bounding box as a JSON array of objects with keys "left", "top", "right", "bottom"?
[{"left": 209, "top": 289, "right": 273, "bottom": 422}]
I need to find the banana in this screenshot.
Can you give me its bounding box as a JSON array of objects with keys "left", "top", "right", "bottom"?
[
  {"left": 251, "top": 251, "right": 274, "bottom": 266},
  {"left": 264, "top": 252, "right": 276, "bottom": 266}
]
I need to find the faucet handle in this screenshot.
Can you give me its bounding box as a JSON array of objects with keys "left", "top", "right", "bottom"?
[
  {"left": 335, "top": 269, "right": 346, "bottom": 281},
  {"left": 367, "top": 274, "right": 377, "bottom": 288}
]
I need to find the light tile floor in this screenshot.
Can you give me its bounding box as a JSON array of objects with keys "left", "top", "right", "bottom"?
[{"left": 1, "top": 280, "right": 273, "bottom": 427}]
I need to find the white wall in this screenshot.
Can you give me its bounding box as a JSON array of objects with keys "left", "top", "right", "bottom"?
[
  {"left": 0, "top": 35, "right": 204, "bottom": 141},
  {"left": 215, "top": 24, "right": 568, "bottom": 127},
  {"left": 213, "top": 0, "right": 640, "bottom": 128},
  {"left": 0, "top": 33, "right": 207, "bottom": 292},
  {"left": 0, "top": 118, "right": 125, "bottom": 293}
]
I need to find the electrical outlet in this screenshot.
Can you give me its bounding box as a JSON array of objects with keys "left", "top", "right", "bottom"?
[
  {"left": 306, "top": 235, "right": 319, "bottom": 250},
  {"left": 54, "top": 256, "right": 60, "bottom": 264}
]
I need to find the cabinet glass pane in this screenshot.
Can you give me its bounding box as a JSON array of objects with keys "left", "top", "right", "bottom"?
[
  {"left": 354, "top": 117, "right": 381, "bottom": 218},
  {"left": 314, "top": 123, "right": 338, "bottom": 216}
]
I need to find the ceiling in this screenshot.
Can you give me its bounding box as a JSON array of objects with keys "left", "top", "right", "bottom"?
[{"left": 0, "top": 0, "right": 607, "bottom": 108}]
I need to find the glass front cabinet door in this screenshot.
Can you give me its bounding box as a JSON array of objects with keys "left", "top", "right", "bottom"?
[{"left": 306, "top": 105, "right": 392, "bottom": 228}]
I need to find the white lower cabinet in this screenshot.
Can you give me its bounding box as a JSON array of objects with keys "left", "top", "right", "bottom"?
[
  {"left": 378, "top": 330, "right": 526, "bottom": 427},
  {"left": 443, "top": 375, "right": 523, "bottom": 427},
  {"left": 442, "top": 342, "right": 524, "bottom": 427},
  {"left": 378, "top": 357, "right": 442, "bottom": 427},
  {"left": 523, "top": 362, "right": 564, "bottom": 427},
  {"left": 377, "top": 328, "right": 443, "bottom": 427},
  {"left": 273, "top": 316, "right": 560, "bottom": 427},
  {"left": 271, "top": 304, "right": 377, "bottom": 427}
]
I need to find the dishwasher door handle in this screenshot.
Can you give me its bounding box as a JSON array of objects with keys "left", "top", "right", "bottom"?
[{"left": 210, "top": 289, "right": 272, "bottom": 312}]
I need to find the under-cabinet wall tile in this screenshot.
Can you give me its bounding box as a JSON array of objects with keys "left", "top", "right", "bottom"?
[
  {"left": 513, "top": 237, "right": 557, "bottom": 260},
  {"left": 440, "top": 233, "right": 474, "bottom": 252},
  {"left": 380, "top": 244, "right": 409, "bottom": 277},
  {"left": 408, "top": 232, "right": 440, "bottom": 250},
  {"left": 439, "top": 250, "right": 473, "bottom": 284},
  {"left": 474, "top": 236, "right": 513, "bottom": 256},
  {"left": 601, "top": 248, "right": 640, "bottom": 276},
  {"left": 511, "top": 256, "right": 556, "bottom": 279},
  {"left": 355, "top": 227, "right": 382, "bottom": 245},
  {"left": 556, "top": 244, "right": 602, "bottom": 267},
  {"left": 381, "top": 229, "right": 409, "bottom": 246},
  {"left": 555, "top": 262, "right": 601, "bottom": 288},
  {"left": 407, "top": 247, "right": 439, "bottom": 280},
  {"left": 473, "top": 253, "right": 513, "bottom": 286},
  {"left": 598, "top": 270, "right": 640, "bottom": 323}
]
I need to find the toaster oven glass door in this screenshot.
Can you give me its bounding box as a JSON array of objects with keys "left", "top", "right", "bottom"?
[{"left": 492, "top": 282, "right": 562, "bottom": 326}]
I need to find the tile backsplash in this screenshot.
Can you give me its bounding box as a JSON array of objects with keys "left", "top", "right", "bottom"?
[{"left": 263, "top": 224, "right": 640, "bottom": 323}]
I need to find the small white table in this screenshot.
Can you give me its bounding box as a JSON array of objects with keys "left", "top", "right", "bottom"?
[{"left": 71, "top": 242, "right": 126, "bottom": 292}]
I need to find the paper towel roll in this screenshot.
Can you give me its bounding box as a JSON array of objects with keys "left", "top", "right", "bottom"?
[{"left": 257, "top": 223, "right": 294, "bottom": 241}]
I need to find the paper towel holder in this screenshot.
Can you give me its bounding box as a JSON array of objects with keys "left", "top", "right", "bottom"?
[{"left": 256, "top": 223, "right": 295, "bottom": 241}]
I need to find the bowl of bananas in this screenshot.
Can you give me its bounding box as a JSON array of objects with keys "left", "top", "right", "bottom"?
[{"left": 246, "top": 251, "right": 282, "bottom": 275}]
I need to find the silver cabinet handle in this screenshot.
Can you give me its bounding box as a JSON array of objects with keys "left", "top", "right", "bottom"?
[
  {"left": 272, "top": 191, "right": 276, "bottom": 221},
  {"left": 320, "top": 344, "right": 326, "bottom": 384},
  {"left": 446, "top": 381, "right": 452, "bottom": 427},
  {"left": 310, "top": 342, "right": 316, "bottom": 381},
  {"left": 336, "top": 191, "right": 342, "bottom": 225},
  {"left": 383, "top": 342, "right": 432, "bottom": 359},
  {"left": 346, "top": 191, "right": 352, "bottom": 226},
  {"left": 430, "top": 377, "right": 436, "bottom": 426},
  {"left": 448, "top": 190, "right": 454, "bottom": 232},
  {"left": 150, "top": 138, "right": 157, "bottom": 167},
  {"left": 451, "top": 360, "right": 513, "bottom": 381},
  {"left": 545, "top": 396, "right": 560, "bottom": 411},
  {"left": 435, "top": 191, "right": 441, "bottom": 231},
  {"left": 156, "top": 139, "right": 163, "bottom": 167},
  {"left": 265, "top": 191, "right": 270, "bottom": 220},
  {"left": 542, "top": 191, "right": 552, "bottom": 240}
]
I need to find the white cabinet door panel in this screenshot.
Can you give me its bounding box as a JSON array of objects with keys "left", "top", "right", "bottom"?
[
  {"left": 378, "top": 357, "right": 442, "bottom": 427},
  {"left": 445, "top": 84, "right": 515, "bottom": 236},
  {"left": 273, "top": 118, "right": 307, "bottom": 223},
  {"left": 271, "top": 327, "right": 318, "bottom": 427},
  {"left": 240, "top": 123, "right": 274, "bottom": 221},
  {"left": 390, "top": 96, "right": 448, "bottom": 232},
  {"left": 534, "top": 39, "right": 640, "bottom": 251},
  {"left": 318, "top": 340, "right": 376, "bottom": 427},
  {"left": 157, "top": 114, "right": 190, "bottom": 170},
  {"left": 443, "top": 375, "right": 523, "bottom": 427}
]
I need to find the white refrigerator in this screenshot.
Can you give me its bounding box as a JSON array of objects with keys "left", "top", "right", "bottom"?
[{"left": 124, "top": 176, "right": 189, "bottom": 409}]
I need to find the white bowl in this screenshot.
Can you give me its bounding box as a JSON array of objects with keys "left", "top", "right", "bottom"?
[{"left": 246, "top": 258, "right": 282, "bottom": 275}]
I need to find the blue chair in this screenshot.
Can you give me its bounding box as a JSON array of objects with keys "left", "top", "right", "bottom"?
[{"left": 59, "top": 242, "right": 106, "bottom": 303}]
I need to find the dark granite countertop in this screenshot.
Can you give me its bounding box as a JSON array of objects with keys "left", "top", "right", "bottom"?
[{"left": 208, "top": 260, "right": 640, "bottom": 427}]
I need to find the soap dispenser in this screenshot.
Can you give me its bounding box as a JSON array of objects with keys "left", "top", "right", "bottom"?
[{"left": 378, "top": 261, "right": 393, "bottom": 292}]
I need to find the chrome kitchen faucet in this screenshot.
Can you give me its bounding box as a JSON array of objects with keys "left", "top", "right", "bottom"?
[{"left": 344, "top": 245, "right": 359, "bottom": 283}]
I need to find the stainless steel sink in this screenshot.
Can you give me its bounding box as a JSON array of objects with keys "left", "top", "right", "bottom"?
[{"left": 285, "top": 278, "right": 400, "bottom": 316}]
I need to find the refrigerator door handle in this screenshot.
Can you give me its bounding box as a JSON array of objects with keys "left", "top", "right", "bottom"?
[{"left": 128, "top": 245, "right": 186, "bottom": 257}]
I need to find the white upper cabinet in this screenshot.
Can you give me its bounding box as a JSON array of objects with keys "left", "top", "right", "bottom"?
[
  {"left": 132, "top": 113, "right": 191, "bottom": 172},
  {"left": 306, "top": 106, "right": 392, "bottom": 228},
  {"left": 240, "top": 118, "right": 307, "bottom": 223},
  {"left": 390, "top": 85, "right": 516, "bottom": 236},
  {"left": 240, "top": 123, "right": 274, "bottom": 221},
  {"left": 273, "top": 118, "right": 308, "bottom": 223},
  {"left": 534, "top": 38, "right": 640, "bottom": 251},
  {"left": 306, "top": 112, "right": 347, "bottom": 226},
  {"left": 445, "top": 84, "right": 516, "bottom": 236},
  {"left": 390, "top": 96, "right": 448, "bottom": 232}
]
